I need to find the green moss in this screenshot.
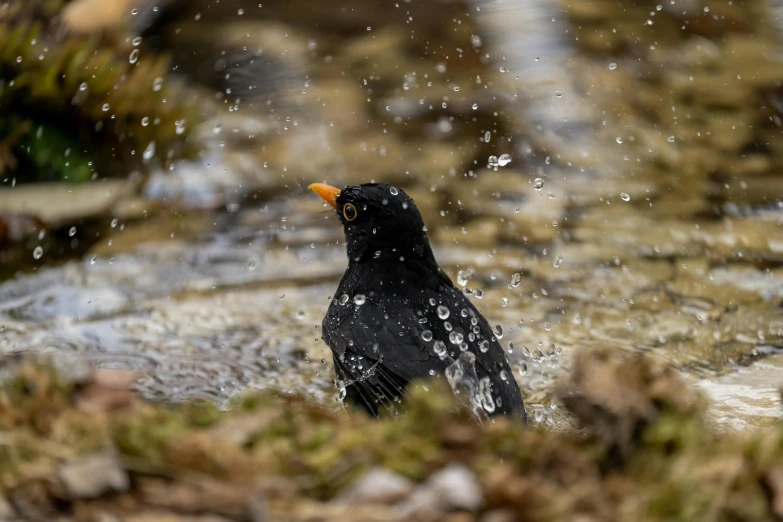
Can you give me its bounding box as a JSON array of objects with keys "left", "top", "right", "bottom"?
[
  {"left": 4, "top": 352, "right": 783, "bottom": 520},
  {"left": 112, "top": 410, "right": 187, "bottom": 464},
  {"left": 0, "top": 3, "right": 203, "bottom": 183}
]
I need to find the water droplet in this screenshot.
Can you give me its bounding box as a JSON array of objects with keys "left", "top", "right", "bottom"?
[
  {"left": 457, "top": 267, "right": 474, "bottom": 286},
  {"left": 449, "top": 331, "right": 464, "bottom": 345},
  {"left": 32, "top": 246, "right": 43, "bottom": 260},
  {"left": 175, "top": 120, "right": 187, "bottom": 135},
  {"left": 421, "top": 330, "right": 433, "bottom": 342},
  {"left": 472, "top": 103, "right": 478, "bottom": 110},
  {"left": 353, "top": 294, "right": 367, "bottom": 305},
  {"left": 79, "top": 82, "right": 88, "bottom": 92},
  {"left": 152, "top": 77, "right": 164, "bottom": 92},
  {"left": 484, "top": 131, "right": 491, "bottom": 142},
  {"left": 620, "top": 192, "right": 631, "bottom": 202},
  {"left": 509, "top": 273, "right": 522, "bottom": 288},
  {"left": 554, "top": 255, "right": 563, "bottom": 268},
  {"left": 609, "top": 62, "right": 617, "bottom": 70},
  {"left": 479, "top": 340, "right": 490, "bottom": 353},
  {"left": 143, "top": 141, "right": 155, "bottom": 161},
  {"left": 479, "top": 377, "right": 495, "bottom": 413},
  {"left": 474, "top": 289, "right": 484, "bottom": 299},
  {"left": 494, "top": 324, "right": 503, "bottom": 339},
  {"left": 498, "top": 154, "right": 512, "bottom": 167},
  {"left": 141, "top": 117, "right": 149, "bottom": 127},
  {"left": 437, "top": 305, "right": 450, "bottom": 320},
  {"left": 616, "top": 137, "right": 623, "bottom": 144},
  {"left": 389, "top": 187, "right": 399, "bottom": 196},
  {"left": 533, "top": 178, "right": 544, "bottom": 190},
  {"left": 434, "top": 340, "right": 448, "bottom": 360},
  {"left": 102, "top": 103, "right": 110, "bottom": 112},
  {"left": 555, "top": 90, "right": 563, "bottom": 98},
  {"left": 68, "top": 227, "right": 77, "bottom": 237},
  {"left": 129, "top": 49, "right": 140, "bottom": 64},
  {"left": 453, "top": 86, "right": 460, "bottom": 92},
  {"left": 667, "top": 135, "right": 676, "bottom": 143},
  {"left": 339, "top": 294, "right": 350, "bottom": 305}
]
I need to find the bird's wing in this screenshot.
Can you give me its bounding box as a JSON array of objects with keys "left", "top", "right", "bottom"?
[{"left": 323, "top": 297, "right": 445, "bottom": 415}]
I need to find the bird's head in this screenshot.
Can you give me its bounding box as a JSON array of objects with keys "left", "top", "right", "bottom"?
[{"left": 309, "top": 182, "right": 436, "bottom": 265}]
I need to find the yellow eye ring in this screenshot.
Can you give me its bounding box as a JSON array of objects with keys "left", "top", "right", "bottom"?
[{"left": 343, "top": 203, "right": 358, "bottom": 222}]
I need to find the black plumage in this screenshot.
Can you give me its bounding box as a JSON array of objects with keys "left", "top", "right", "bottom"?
[{"left": 310, "top": 182, "right": 526, "bottom": 422}]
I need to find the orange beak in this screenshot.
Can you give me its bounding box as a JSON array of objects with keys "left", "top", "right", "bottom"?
[{"left": 308, "top": 183, "right": 341, "bottom": 208}]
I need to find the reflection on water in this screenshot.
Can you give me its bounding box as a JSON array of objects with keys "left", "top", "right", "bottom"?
[{"left": 1, "top": 0, "right": 783, "bottom": 430}]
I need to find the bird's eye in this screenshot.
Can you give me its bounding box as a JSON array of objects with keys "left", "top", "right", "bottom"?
[{"left": 343, "top": 203, "right": 358, "bottom": 222}]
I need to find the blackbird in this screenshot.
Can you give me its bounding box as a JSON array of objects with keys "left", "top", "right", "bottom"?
[{"left": 309, "top": 182, "right": 526, "bottom": 422}]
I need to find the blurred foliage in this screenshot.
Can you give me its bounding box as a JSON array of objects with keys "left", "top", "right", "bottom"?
[
  {"left": 0, "top": 0, "right": 202, "bottom": 183},
  {"left": 2, "top": 350, "right": 783, "bottom": 521}
]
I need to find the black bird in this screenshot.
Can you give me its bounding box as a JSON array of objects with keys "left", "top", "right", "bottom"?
[{"left": 309, "top": 182, "right": 526, "bottom": 423}]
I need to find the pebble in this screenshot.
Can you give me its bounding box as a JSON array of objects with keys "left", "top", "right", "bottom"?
[
  {"left": 0, "top": 495, "right": 15, "bottom": 520},
  {"left": 395, "top": 464, "right": 483, "bottom": 516},
  {"left": 334, "top": 467, "right": 415, "bottom": 505},
  {"left": 427, "top": 464, "right": 484, "bottom": 512},
  {"left": 395, "top": 487, "right": 442, "bottom": 519},
  {"left": 58, "top": 450, "right": 129, "bottom": 499}
]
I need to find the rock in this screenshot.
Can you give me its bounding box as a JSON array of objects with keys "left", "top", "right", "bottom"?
[
  {"left": 0, "top": 495, "right": 15, "bottom": 520},
  {"left": 334, "top": 467, "right": 415, "bottom": 505},
  {"left": 62, "top": 0, "right": 138, "bottom": 32},
  {"left": 396, "top": 464, "right": 483, "bottom": 517},
  {"left": 426, "top": 464, "right": 483, "bottom": 512},
  {"left": 0, "top": 180, "right": 135, "bottom": 230},
  {"left": 58, "top": 450, "right": 129, "bottom": 499},
  {"left": 395, "top": 487, "right": 443, "bottom": 520}
]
